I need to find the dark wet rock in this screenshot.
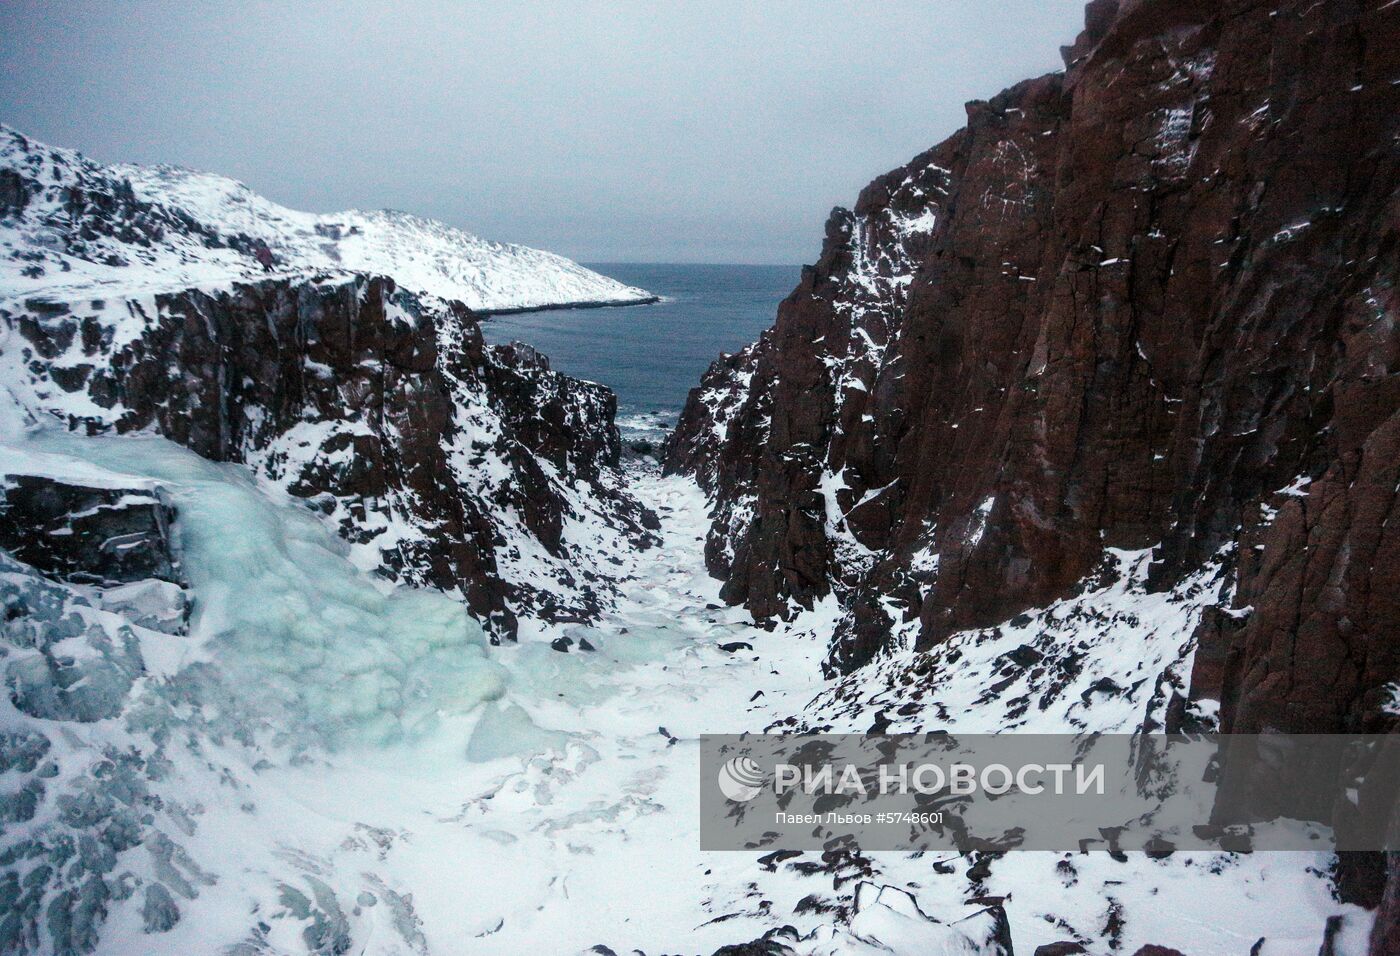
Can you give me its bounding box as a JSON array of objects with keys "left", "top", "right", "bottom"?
[
  {"left": 757, "top": 850, "right": 803, "bottom": 872},
  {"left": 1035, "top": 944, "right": 1087, "bottom": 956},
  {"left": 1079, "top": 677, "right": 1124, "bottom": 704},
  {"left": 708, "top": 925, "right": 800, "bottom": 956},
  {"left": 1184, "top": 606, "right": 1242, "bottom": 703},
  {"left": 0, "top": 476, "right": 182, "bottom": 587},
  {"left": 623, "top": 439, "right": 656, "bottom": 461},
  {"left": 1372, "top": 850, "right": 1400, "bottom": 956},
  {"left": 1003, "top": 645, "right": 1043, "bottom": 669}
]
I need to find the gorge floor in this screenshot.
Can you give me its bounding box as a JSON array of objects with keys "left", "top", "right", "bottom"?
[
  {"left": 173, "top": 463, "right": 1373, "bottom": 955},
  {"left": 0, "top": 425, "right": 1372, "bottom": 955}
]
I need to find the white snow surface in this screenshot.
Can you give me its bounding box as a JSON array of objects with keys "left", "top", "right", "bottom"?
[
  {"left": 0, "top": 414, "right": 1373, "bottom": 955},
  {"left": 0, "top": 125, "right": 653, "bottom": 314}
]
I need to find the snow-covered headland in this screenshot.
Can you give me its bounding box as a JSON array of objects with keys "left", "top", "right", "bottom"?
[{"left": 0, "top": 125, "right": 655, "bottom": 315}]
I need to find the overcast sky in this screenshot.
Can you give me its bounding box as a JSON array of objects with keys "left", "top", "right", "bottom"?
[{"left": 1, "top": 1, "right": 1086, "bottom": 264}]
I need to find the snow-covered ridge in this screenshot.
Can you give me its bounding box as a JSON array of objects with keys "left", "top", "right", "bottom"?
[{"left": 0, "top": 125, "right": 655, "bottom": 313}]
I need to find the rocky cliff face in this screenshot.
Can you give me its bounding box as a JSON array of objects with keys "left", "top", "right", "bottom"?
[
  {"left": 0, "top": 123, "right": 663, "bottom": 641},
  {"left": 0, "top": 475, "right": 181, "bottom": 588},
  {"left": 670, "top": 0, "right": 1398, "bottom": 700},
  {"left": 668, "top": 0, "right": 1398, "bottom": 946},
  {"left": 3, "top": 275, "right": 657, "bottom": 640},
  {"left": 0, "top": 166, "right": 667, "bottom": 950}
]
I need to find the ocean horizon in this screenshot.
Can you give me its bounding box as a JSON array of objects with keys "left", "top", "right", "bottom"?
[{"left": 482, "top": 261, "right": 800, "bottom": 441}]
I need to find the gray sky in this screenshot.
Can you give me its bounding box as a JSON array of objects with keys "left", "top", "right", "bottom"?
[{"left": 1, "top": 1, "right": 1086, "bottom": 264}]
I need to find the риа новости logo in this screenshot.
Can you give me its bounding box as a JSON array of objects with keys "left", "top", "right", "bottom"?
[{"left": 717, "top": 755, "right": 766, "bottom": 802}]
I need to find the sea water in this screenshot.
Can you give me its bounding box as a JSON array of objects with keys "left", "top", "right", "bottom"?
[{"left": 481, "top": 263, "right": 798, "bottom": 444}]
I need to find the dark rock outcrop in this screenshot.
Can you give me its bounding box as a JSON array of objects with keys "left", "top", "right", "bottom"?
[
  {"left": 1034, "top": 944, "right": 1086, "bottom": 956},
  {"left": 5, "top": 275, "right": 656, "bottom": 639},
  {"left": 665, "top": 341, "right": 766, "bottom": 495},
  {"left": 671, "top": 0, "right": 1398, "bottom": 676},
  {"left": 1374, "top": 851, "right": 1400, "bottom": 956},
  {"left": 0, "top": 475, "right": 181, "bottom": 586},
  {"left": 708, "top": 926, "right": 801, "bottom": 956}
]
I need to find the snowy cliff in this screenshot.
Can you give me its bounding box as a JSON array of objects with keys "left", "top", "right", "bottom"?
[
  {"left": 0, "top": 125, "right": 655, "bottom": 314},
  {"left": 670, "top": 0, "right": 1400, "bottom": 729},
  {"left": 0, "top": 127, "right": 677, "bottom": 954},
  {"left": 0, "top": 124, "right": 662, "bottom": 642},
  {"left": 1, "top": 274, "right": 659, "bottom": 642}
]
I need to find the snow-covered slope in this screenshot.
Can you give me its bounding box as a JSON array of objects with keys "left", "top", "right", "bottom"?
[{"left": 0, "top": 125, "right": 654, "bottom": 313}]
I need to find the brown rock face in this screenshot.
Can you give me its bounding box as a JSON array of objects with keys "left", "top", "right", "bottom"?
[
  {"left": 669, "top": 0, "right": 1398, "bottom": 687},
  {"left": 668, "top": 0, "right": 1398, "bottom": 938},
  {"left": 6, "top": 275, "right": 656, "bottom": 639}
]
